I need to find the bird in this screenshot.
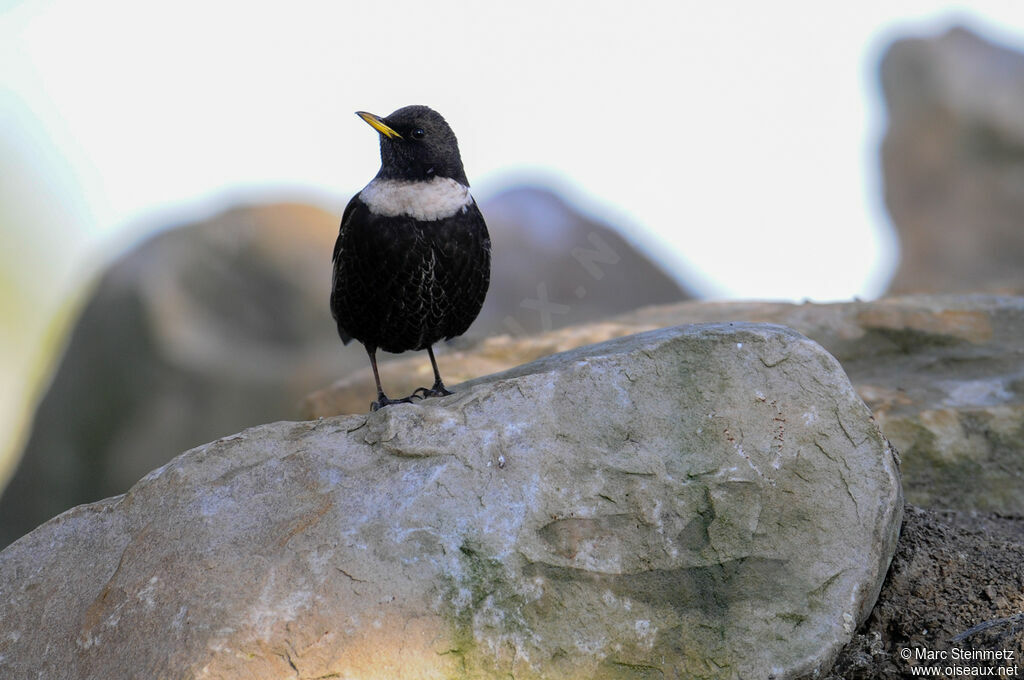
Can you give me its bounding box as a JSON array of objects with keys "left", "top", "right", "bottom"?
[{"left": 330, "top": 105, "right": 491, "bottom": 411}]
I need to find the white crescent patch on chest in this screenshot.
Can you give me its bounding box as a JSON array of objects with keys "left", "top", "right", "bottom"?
[{"left": 359, "top": 176, "right": 474, "bottom": 221}]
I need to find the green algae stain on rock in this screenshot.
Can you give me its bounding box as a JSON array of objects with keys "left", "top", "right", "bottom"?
[{"left": 438, "top": 540, "right": 534, "bottom": 678}]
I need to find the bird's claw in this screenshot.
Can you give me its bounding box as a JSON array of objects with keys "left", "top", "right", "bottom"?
[
  {"left": 370, "top": 383, "right": 452, "bottom": 411},
  {"left": 411, "top": 384, "right": 453, "bottom": 400},
  {"left": 370, "top": 394, "right": 417, "bottom": 411}
]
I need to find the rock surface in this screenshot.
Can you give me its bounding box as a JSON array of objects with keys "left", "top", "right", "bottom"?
[
  {"left": 0, "top": 324, "right": 901, "bottom": 680},
  {"left": 1, "top": 186, "right": 690, "bottom": 549},
  {"left": 880, "top": 27, "right": 1024, "bottom": 295},
  {"left": 306, "top": 295, "right": 1024, "bottom": 514}
]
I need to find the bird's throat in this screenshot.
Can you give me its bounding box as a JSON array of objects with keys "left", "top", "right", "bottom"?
[{"left": 359, "top": 176, "right": 474, "bottom": 221}]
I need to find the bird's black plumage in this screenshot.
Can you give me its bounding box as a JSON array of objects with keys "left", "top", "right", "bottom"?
[{"left": 330, "top": 105, "right": 491, "bottom": 411}]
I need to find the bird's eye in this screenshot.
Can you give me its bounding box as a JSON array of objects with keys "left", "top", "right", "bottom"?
[{"left": 411, "top": 128, "right": 426, "bottom": 140}]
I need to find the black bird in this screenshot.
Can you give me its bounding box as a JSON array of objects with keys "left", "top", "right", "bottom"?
[{"left": 330, "top": 105, "right": 491, "bottom": 411}]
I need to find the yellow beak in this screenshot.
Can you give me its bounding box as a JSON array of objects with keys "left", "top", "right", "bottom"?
[{"left": 356, "top": 111, "right": 402, "bottom": 140}]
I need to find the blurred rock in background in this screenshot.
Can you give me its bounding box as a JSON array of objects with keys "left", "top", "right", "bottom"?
[
  {"left": 478, "top": 185, "right": 690, "bottom": 336},
  {"left": 881, "top": 27, "right": 1024, "bottom": 295},
  {"left": 0, "top": 203, "right": 346, "bottom": 548},
  {"left": 0, "top": 188, "right": 690, "bottom": 548}
]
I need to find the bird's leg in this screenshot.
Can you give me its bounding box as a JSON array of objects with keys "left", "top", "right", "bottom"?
[
  {"left": 366, "top": 345, "right": 415, "bottom": 411},
  {"left": 412, "top": 346, "right": 454, "bottom": 399},
  {"left": 427, "top": 346, "right": 453, "bottom": 396}
]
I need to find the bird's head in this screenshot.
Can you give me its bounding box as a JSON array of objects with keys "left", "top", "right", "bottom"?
[{"left": 357, "top": 106, "right": 468, "bottom": 185}]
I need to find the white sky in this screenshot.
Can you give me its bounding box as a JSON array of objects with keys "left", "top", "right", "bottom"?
[{"left": 3, "top": 0, "right": 1024, "bottom": 301}]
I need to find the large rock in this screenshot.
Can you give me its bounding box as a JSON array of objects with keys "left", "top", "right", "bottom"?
[
  {"left": 306, "top": 295, "right": 1024, "bottom": 513},
  {"left": 1, "top": 186, "right": 690, "bottom": 549},
  {"left": 881, "top": 27, "right": 1024, "bottom": 295},
  {"left": 0, "top": 324, "right": 901, "bottom": 679}
]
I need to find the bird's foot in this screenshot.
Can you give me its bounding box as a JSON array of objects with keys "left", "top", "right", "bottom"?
[
  {"left": 411, "top": 382, "right": 453, "bottom": 400},
  {"left": 370, "top": 393, "right": 418, "bottom": 412}
]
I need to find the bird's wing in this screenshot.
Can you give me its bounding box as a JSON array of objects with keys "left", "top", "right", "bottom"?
[
  {"left": 331, "top": 195, "right": 362, "bottom": 344},
  {"left": 332, "top": 195, "right": 360, "bottom": 266}
]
